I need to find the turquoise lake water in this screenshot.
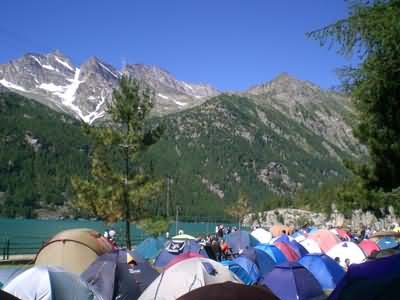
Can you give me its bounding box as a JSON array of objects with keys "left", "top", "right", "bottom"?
[{"left": 0, "top": 218, "right": 240, "bottom": 254}]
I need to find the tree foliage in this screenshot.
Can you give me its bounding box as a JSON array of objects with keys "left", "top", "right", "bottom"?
[
  {"left": 72, "top": 76, "right": 164, "bottom": 248},
  {"left": 308, "top": 0, "right": 400, "bottom": 191},
  {"left": 138, "top": 217, "right": 170, "bottom": 237},
  {"left": 225, "top": 191, "right": 251, "bottom": 228}
]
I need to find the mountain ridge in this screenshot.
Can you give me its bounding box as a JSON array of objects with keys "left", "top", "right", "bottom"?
[{"left": 0, "top": 51, "right": 347, "bottom": 125}]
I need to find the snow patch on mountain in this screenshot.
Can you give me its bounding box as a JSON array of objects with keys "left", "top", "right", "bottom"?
[
  {"left": 39, "top": 83, "right": 66, "bottom": 93},
  {"left": 0, "top": 79, "right": 27, "bottom": 92},
  {"left": 54, "top": 56, "right": 74, "bottom": 71},
  {"left": 183, "top": 81, "right": 194, "bottom": 91},
  {"left": 175, "top": 100, "right": 187, "bottom": 106},
  {"left": 42, "top": 64, "right": 57, "bottom": 71},
  {"left": 98, "top": 62, "right": 118, "bottom": 78},
  {"left": 30, "top": 55, "right": 41, "bottom": 65},
  {"left": 158, "top": 93, "right": 169, "bottom": 100}
]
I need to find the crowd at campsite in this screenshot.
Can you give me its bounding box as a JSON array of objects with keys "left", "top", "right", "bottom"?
[{"left": 2, "top": 223, "right": 400, "bottom": 300}]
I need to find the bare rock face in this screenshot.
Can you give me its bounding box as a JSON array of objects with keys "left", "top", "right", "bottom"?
[
  {"left": 247, "top": 73, "right": 365, "bottom": 158},
  {"left": 244, "top": 206, "right": 399, "bottom": 232},
  {"left": 123, "top": 64, "right": 218, "bottom": 115}
]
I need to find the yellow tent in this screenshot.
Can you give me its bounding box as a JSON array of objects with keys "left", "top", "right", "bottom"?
[{"left": 35, "top": 228, "right": 113, "bottom": 273}]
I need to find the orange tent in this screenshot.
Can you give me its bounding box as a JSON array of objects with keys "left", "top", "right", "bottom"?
[
  {"left": 308, "top": 229, "right": 340, "bottom": 253},
  {"left": 270, "top": 224, "right": 293, "bottom": 237}
]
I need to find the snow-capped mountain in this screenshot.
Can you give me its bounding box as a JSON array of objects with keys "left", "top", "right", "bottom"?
[{"left": 0, "top": 51, "right": 219, "bottom": 124}]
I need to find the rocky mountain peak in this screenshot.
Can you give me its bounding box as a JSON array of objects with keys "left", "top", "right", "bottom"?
[
  {"left": 80, "top": 57, "right": 119, "bottom": 80},
  {"left": 247, "top": 72, "right": 321, "bottom": 100},
  {"left": 0, "top": 52, "right": 220, "bottom": 122}
]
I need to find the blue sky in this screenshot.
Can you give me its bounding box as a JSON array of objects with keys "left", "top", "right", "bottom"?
[{"left": 1, "top": 1, "right": 352, "bottom": 91}]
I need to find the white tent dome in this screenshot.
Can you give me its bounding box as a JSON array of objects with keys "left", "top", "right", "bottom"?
[
  {"left": 251, "top": 228, "right": 272, "bottom": 244},
  {"left": 4, "top": 266, "right": 95, "bottom": 300},
  {"left": 138, "top": 257, "right": 241, "bottom": 300},
  {"left": 300, "top": 238, "right": 322, "bottom": 254},
  {"left": 326, "top": 242, "right": 366, "bottom": 268}
]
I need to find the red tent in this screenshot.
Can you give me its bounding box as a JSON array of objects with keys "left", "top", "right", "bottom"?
[
  {"left": 165, "top": 252, "right": 204, "bottom": 269},
  {"left": 274, "top": 242, "right": 300, "bottom": 261},
  {"left": 359, "top": 239, "right": 380, "bottom": 257},
  {"left": 334, "top": 228, "right": 351, "bottom": 241},
  {"left": 309, "top": 229, "right": 340, "bottom": 253}
]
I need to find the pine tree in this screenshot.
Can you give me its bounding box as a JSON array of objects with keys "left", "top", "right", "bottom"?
[
  {"left": 308, "top": 0, "right": 400, "bottom": 191},
  {"left": 225, "top": 192, "right": 251, "bottom": 229},
  {"left": 72, "top": 76, "right": 164, "bottom": 249}
]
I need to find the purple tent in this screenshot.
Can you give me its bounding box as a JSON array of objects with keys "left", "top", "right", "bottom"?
[
  {"left": 328, "top": 253, "right": 400, "bottom": 300},
  {"left": 259, "top": 262, "right": 324, "bottom": 300}
]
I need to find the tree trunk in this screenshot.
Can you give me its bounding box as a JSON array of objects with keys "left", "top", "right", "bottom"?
[
  {"left": 124, "top": 121, "right": 132, "bottom": 249},
  {"left": 125, "top": 218, "right": 131, "bottom": 250}
]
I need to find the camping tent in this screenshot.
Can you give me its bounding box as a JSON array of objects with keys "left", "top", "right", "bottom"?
[
  {"left": 259, "top": 262, "right": 324, "bottom": 300},
  {"left": 35, "top": 228, "right": 113, "bottom": 273},
  {"left": 274, "top": 242, "right": 300, "bottom": 262},
  {"left": 298, "top": 253, "right": 345, "bottom": 291},
  {"left": 309, "top": 229, "right": 340, "bottom": 253},
  {"left": 221, "top": 260, "right": 255, "bottom": 285},
  {"left": 255, "top": 244, "right": 287, "bottom": 264},
  {"left": 134, "top": 237, "right": 166, "bottom": 260},
  {"left": 377, "top": 236, "right": 399, "bottom": 250},
  {"left": 0, "top": 267, "right": 25, "bottom": 288},
  {"left": 138, "top": 257, "right": 241, "bottom": 300},
  {"left": 172, "top": 234, "right": 196, "bottom": 240},
  {"left": 165, "top": 252, "right": 204, "bottom": 269},
  {"left": 359, "top": 239, "right": 380, "bottom": 257},
  {"left": 368, "top": 247, "right": 400, "bottom": 259},
  {"left": 3, "top": 266, "right": 96, "bottom": 300},
  {"left": 300, "top": 238, "right": 322, "bottom": 254},
  {"left": 270, "top": 224, "right": 293, "bottom": 237},
  {"left": 328, "top": 253, "right": 400, "bottom": 300},
  {"left": 232, "top": 256, "right": 260, "bottom": 283},
  {"left": 241, "top": 247, "right": 276, "bottom": 275},
  {"left": 154, "top": 239, "right": 207, "bottom": 269},
  {"left": 326, "top": 242, "right": 366, "bottom": 267},
  {"left": 176, "top": 281, "right": 279, "bottom": 300},
  {"left": 225, "top": 230, "right": 260, "bottom": 254},
  {"left": 251, "top": 228, "right": 272, "bottom": 244},
  {"left": 0, "top": 289, "right": 21, "bottom": 300},
  {"left": 330, "top": 228, "right": 351, "bottom": 241},
  {"left": 288, "top": 240, "right": 309, "bottom": 257},
  {"left": 291, "top": 230, "right": 307, "bottom": 242},
  {"left": 81, "top": 249, "right": 158, "bottom": 300}
]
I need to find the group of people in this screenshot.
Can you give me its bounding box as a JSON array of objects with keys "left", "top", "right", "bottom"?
[
  {"left": 103, "top": 229, "right": 118, "bottom": 248},
  {"left": 196, "top": 225, "right": 239, "bottom": 261}
]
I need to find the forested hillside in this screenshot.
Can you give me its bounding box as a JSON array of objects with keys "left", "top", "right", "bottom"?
[
  {"left": 0, "top": 92, "right": 90, "bottom": 217},
  {"left": 0, "top": 85, "right": 362, "bottom": 218}
]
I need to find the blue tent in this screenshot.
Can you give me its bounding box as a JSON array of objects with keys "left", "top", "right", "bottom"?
[
  {"left": 221, "top": 260, "right": 254, "bottom": 285},
  {"left": 377, "top": 236, "right": 399, "bottom": 250},
  {"left": 81, "top": 249, "right": 158, "bottom": 300},
  {"left": 298, "top": 253, "right": 345, "bottom": 291},
  {"left": 255, "top": 244, "right": 287, "bottom": 264},
  {"left": 154, "top": 239, "right": 207, "bottom": 269},
  {"left": 134, "top": 237, "right": 166, "bottom": 260},
  {"left": 259, "top": 262, "right": 324, "bottom": 300},
  {"left": 291, "top": 230, "right": 307, "bottom": 240},
  {"left": 305, "top": 226, "right": 318, "bottom": 233},
  {"left": 226, "top": 230, "right": 260, "bottom": 254},
  {"left": 241, "top": 247, "right": 276, "bottom": 275},
  {"left": 328, "top": 253, "right": 400, "bottom": 300},
  {"left": 273, "top": 234, "right": 290, "bottom": 244},
  {"left": 233, "top": 256, "right": 260, "bottom": 283},
  {"left": 289, "top": 240, "right": 309, "bottom": 257}
]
